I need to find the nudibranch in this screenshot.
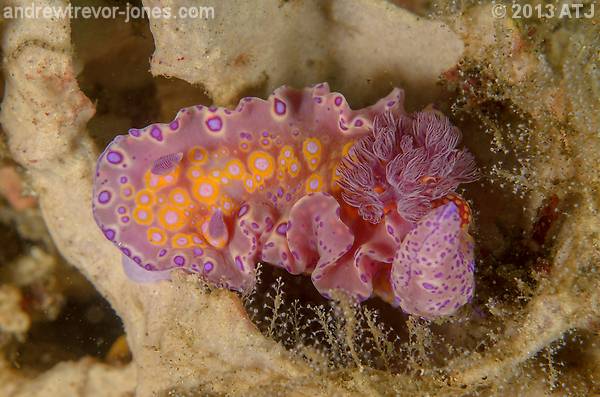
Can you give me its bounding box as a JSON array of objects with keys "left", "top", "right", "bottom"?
[{"left": 93, "top": 83, "right": 479, "bottom": 318}]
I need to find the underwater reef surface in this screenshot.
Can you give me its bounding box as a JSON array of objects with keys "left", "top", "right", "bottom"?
[{"left": 0, "top": 0, "right": 598, "bottom": 396}]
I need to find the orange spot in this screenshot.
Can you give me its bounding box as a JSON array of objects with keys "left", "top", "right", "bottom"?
[
  {"left": 187, "top": 146, "right": 208, "bottom": 165},
  {"left": 239, "top": 141, "right": 251, "bottom": 153},
  {"left": 147, "top": 227, "right": 167, "bottom": 246},
  {"left": 168, "top": 187, "right": 192, "bottom": 208},
  {"left": 259, "top": 136, "right": 273, "bottom": 149},
  {"left": 133, "top": 206, "right": 154, "bottom": 226},
  {"left": 171, "top": 233, "right": 194, "bottom": 248},
  {"left": 248, "top": 151, "right": 275, "bottom": 179},
  {"left": 191, "top": 177, "right": 220, "bottom": 205},
  {"left": 302, "top": 138, "right": 322, "bottom": 171},
  {"left": 288, "top": 160, "right": 301, "bottom": 177},
  {"left": 120, "top": 183, "right": 135, "bottom": 200},
  {"left": 135, "top": 189, "right": 156, "bottom": 207},
  {"left": 219, "top": 195, "right": 235, "bottom": 216},
  {"left": 224, "top": 159, "right": 245, "bottom": 179},
  {"left": 143, "top": 168, "right": 180, "bottom": 191},
  {"left": 276, "top": 168, "right": 285, "bottom": 181},
  {"left": 157, "top": 204, "right": 188, "bottom": 231},
  {"left": 278, "top": 145, "right": 296, "bottom": 168},
  {"left": 305, "top": 174, "right": 323, "bottom": 193},
  {"left": 243, "top": 176, "right": 257, "bottom": 193},
  {"left": 186, "top": 165, "right": 205, "bottom": 181}
]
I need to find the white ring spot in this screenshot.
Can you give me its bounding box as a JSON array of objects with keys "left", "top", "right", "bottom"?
[
  {"left": 255, "top": 157, "right": 269, "bottom": 171},
  {"left": 199, "top": 183, "right": 214, "bottom": 197},
  {"left": 229, "top": 164, "right": 240, "bottom": 175},
  {"left": 165, "top": 211, "right": 178, "bottom": 224},
  {"left": 307, "top": 141, "right": 319, "bottom": 154}
]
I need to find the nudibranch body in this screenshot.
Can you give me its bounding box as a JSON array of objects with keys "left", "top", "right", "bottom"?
[{"left": 93, "top": 83, "right": 478, "bottom": 318}]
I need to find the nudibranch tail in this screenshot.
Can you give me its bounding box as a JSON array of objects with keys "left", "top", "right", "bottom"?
[{"left": 93, "top": 82, "right": 479, "bottom": 318}]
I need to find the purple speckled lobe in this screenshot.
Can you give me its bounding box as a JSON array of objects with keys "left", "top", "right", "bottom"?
[{"left": 390, "top": 202, "right": 475, "bottom": 318}]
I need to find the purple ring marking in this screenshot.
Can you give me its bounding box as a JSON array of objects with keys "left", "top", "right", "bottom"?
[
  {"left": 206, "top": 116, "right": 223, "bottom": 132},
  {"left": 276, "top": 222, "right": 288, "bottom": 235},
  {"left": 150, "top": 126, "right": 163, "bottom": 141},
  {"left": 274, "top": 98, "right": 286, "bottom": 115},
  {"left": 98, "top": 190, "right": 111, "bottom": 204},
  {"left": 106, "top": 151, "right": 123, "bottom": 164},
  {"left": 103, "top": 228, "right": 115, "bottom": 240},
  {"left": 238, "top": 204, "right": 249, "bottom": 217}
]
